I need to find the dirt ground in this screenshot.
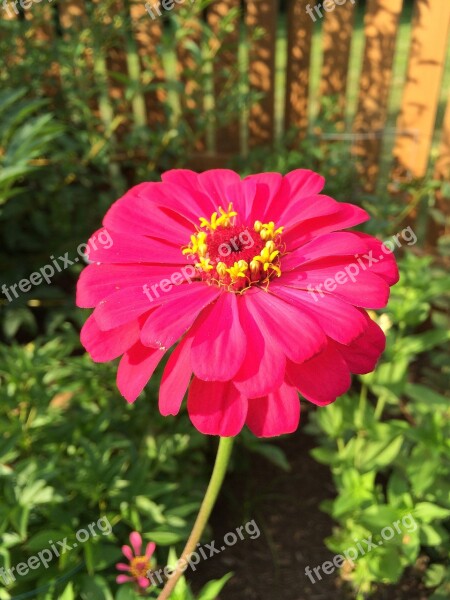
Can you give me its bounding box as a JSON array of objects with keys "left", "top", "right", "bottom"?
[{"left": 191, "top": 413, "right": 431, "bottom": 600}]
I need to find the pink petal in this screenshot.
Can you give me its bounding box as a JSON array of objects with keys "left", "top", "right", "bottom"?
[
  {"left": 335, "top": 314, "right": 386, "bottom": 374},
  {"left": 190, "top": 293, "right": 246, "bottom": 381},
  {"left": 187, "top": 379, "right": 247, "bottom": 436},
  {"left": 116, "top": 575, "right": 133, "bottom": 584},
  {"left": 351, "top": 232, "right": 400, "bottom": 285},
  {"left": 76, "top": 263, "right": 181, "bottom": 309},
  {"left": 137, "top": 577, "right": 150, "bottom": 588},
  {"left": 283, "top": 202, "right": 369, "bottom": 250},
  {"left": 121, "top": 545, "right": 133, "bottom": 561},
  {"left": 234, "top": 295, "right": 285, "bottom": 397},
  {"left": 287, "top": 341, "right": 351, "bottom": 405},
  {"left": 282, "top": 259, "right": 390, "bottom": 309},
  {"left": 197, "top": 169, "right": 241, "bottom": 208},
  {"left": 80, "top": 314, "right": 140, "bottom": 362},
  {"left": 159, "top": 336, "right": 193, "bottom": 416},
  {"left": 140, "top": 283, "right": 221, "bottom": 348},
  {"left": 161, "top": 169, "right": 201, "bottom": 189},
  {"left": 269, "top": 169, "right": 326, "bottom": 223},
  {"left": 93, "top": 278, "right": 203, "bottom": 331},
  {"left": 246, "top": 383, "right": 300, "bottom": 437},
  {"left": 243, "top": 290, "right": 327, "bottom": 364},
  {"left": 225, "top": 178, "right": 257, "bottom": 222},
  {"left": 278, "top": 194, "right": 340, "bottom": 232},
  {"left": 282, "top": 232, "right": 369, "bottom": 272},
  {"left": 145, "top": 542, "right": 156, "bottom": 559},
  {"left": 243, "top": 172, "right": 283, "bottom": 222},
  {"left": 129, "top": 532, "right": 142, "bottom": 556},
  {"left": 103, "top": 182, "right": 193, "bottom": 244},
  {"left": 117, "top": 342, "right": 167, "bottom": 403},
  {"left": 85, "top": 228, "right": 186, "bottom": 265},
  {"left": 269, "top": 283, "right": 368, "bottom": 345},
  {"left": 158, "top": 176, "right": 217, "bottom": 220},
  {"left": 92, "top": 287, "right": 154, "bottom": 330},
  {"left": 116, "top": 563, "right": 131, "bottom": 572}
]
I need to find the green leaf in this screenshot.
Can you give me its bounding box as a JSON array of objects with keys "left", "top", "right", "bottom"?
[
  {"left": 80, "top": 575, "right": 114, "bottom": 600},
  {"left": 145, "top": 531, "right": 184, "bottom": 545},
  {"left": 357, "top": 436, "right": 404, "bottom": 472},
  {"left": 115, "top": 586, "right": 141, "bottom": 600},
  {"left": 60, "top": 582, "right": 75, "bottom": 600},
  {"left": 197, "top": 573, "right": 233, "bottom": 600},
  {"left": 414, "top": 502, "right": 450, "bottom": 523},
  {"left": 248, "top": 443, "right": 291, "bottom": 472}
]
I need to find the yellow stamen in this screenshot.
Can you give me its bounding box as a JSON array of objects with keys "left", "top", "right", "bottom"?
[
  {"left": 226, "top": 260, "right": 249, "bottom": 282},
  {"left": 196, "top": 257, "right": 213, "bottom": 272},
  {"left": 216, "top": 261, "right": 227, "bottom": 277},
  {"left": 199, "top": 203, "right": 237, "bottom": 231},
  {"left": 258, "top": 221, "right": 284, "bottom": 241}
]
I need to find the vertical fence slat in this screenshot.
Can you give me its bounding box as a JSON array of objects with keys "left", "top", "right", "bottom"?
[
  {"left": 428, "top": 96, "right": 450, "bottom": 242},
  {"left": 58, "top": 0, "right": 100, "bottom": 115},
  {"left": 177, "top": 4, "right": 206, "bottom": 152},
  {"left": 0, "top": 2, "right": 23, "bottom": 71},
  {"left": 58, "top": 0, "right": 85, "bottom": 30},
  {"left": 207, "top": 0, "right": 241, "bottom": 154},
  {"left": 434, "top": 97, "right": 450, "bottom": 183},
  {"left": 392, "top": 0, "right": 450, "bottom": 180},
  {"left": 24, "top": 2, "right": 60, "bottom": 99},
  {"left": 246, "top": 0, "right": 278, "bottom": 147},
  {"left": 284, "top": 0, "right": 313, "bottom": 137},
  {"left": 319, "top": 0, "right": 356, "bottom": 123},
  {"left": 129, "top": 0, "right": 166, "bottom": 127},
  {"left": 352, "top": 0, "right": 403, "bottom": 192}
]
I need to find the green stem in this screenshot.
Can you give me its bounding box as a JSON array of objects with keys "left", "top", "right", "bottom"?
[{"left": 158, "top": 437, "right": 235, "bottom": 600}]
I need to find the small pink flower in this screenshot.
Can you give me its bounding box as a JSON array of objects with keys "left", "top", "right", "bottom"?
[{"left": 116, "top": 531, "right": 156, "bottom": 590}]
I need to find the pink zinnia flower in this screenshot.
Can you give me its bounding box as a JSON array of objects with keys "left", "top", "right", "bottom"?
[
  {"left": 116, "top": 531, "right": 156, "bottom": 589},
  {"left": 77, "top": 169, "right": 398, "bottom": 437}
]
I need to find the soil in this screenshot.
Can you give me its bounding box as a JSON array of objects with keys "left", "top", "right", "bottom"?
[{"left": 190, "top": 412, "right": 432, "bottom": 600}]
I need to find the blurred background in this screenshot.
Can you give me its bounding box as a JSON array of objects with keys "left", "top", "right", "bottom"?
[{"left": 0, "top": 0, "right": 449, "bottom": 599}]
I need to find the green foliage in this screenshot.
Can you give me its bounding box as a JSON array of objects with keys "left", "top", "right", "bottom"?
[
  {"left": 307, "top": 253, "right": 450, "bottom": 598},
  {"left": 0, "top": 326, "right": 212, "bottom": 599}
]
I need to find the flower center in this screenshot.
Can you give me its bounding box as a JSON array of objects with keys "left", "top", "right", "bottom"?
[
  {"left": 182, "top": 204, "right": 284, "bottom": 292},
  {"left": 130, "top": 555, "right": 151, "bottom": 579}
]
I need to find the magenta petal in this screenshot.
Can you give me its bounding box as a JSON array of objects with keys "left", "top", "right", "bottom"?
[
  {"left": 187, "top": 378, "right": 247, "bottom": 436},
  {"left": 141, "top": 283, "right": 221, "bottom": 348},
  {"left": 145, "top": 542, "right": 156, "bottom": 559},
  {"left": 76, "top": 263, "right": 182, "bottom": 309},
  {"left": 282, "top": 232, "right": 369, "bottom": 271},
  {"left": 191, "top": 293, "right": 246, "bottom": 381},
  {"left": 103, "top": 183, "right": 192, "bottom": 244},
  {"left": 244, "top": 290, "right": 327, "bottom": 364},
  {"left": 269, "top": 283, "right": 368, "bottom": 345},
  {"left": 287, "top": 341, "right": 351, "bottom": 405},
  {"left": 159, "top": 336, "right": 193, "bottom": 416},
  {"left": 137, "top": 577, "right": 150, "bottom": 588},
  {"left": 117, "top": 342, "right": 167, "bottom": 403},
  {"left": 117, "top": 575, "right": 133, "bottom": 584},
  {"left": 121, "top": 545, "right": 133, "bottom": 561},
  {"left": 116, "top": 563, "right": 131, "bottom": 572},
  {"left": 282, "top": 259, "right": 390, "bottom": 310},
  {"left": 234, "top": 295, "right": 285, "bottom": 397},
  {"left": 86, "top": 228, "right": 185, "bottom": 265},
  {"left": 269, "top": 169, "right": 326, "bottom": 223},
  {"left": 129, "top": 532, "right": 142, "bottom": 556},
  {"left": 243, "top": 172, "right": 283, "bottom": 222},
  {"left": 197, "top": 169, "right": 241, "bottom": 207},
  {"left": 283, "top": 202, "right": 370, "bottom": 249},
  {"left": 246, "top": 383, "right": 300, "bottom": 437},
  {"left": 80, "top": 314, "right": 140, "bottom": 362},
  {"left": 335, "top": 314, "right": 386, "bottom": 374}
]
